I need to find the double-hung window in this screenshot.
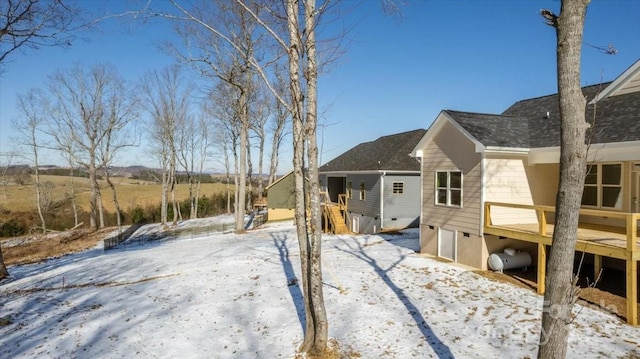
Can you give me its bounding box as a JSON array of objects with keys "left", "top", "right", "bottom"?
[
  {"left": 582, "top": 163, "right": 622, "bottom": 209},
  {"left": 359, "top": 181, "right": 366, "bottom": 201},
  {"left": 435, "top": 171, "right": 462, "bottom": 207},
  {"left": 347, "top": 180, "right": 352, "bottom": 199},
  {"left": 392, "top": 182, "right": 404, "bottom": 194}
]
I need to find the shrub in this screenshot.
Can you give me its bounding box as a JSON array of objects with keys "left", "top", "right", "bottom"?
[{"left": 0, "top": 218, "right": 27, "bottom": 237}]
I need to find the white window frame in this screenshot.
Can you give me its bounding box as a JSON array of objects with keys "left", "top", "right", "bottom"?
[
  {"left": 582, "top": 162, "right": 623, "bottom": 210},
  {"left": 392, "top": 181, "right": 404, "bottom": 194},
  {"left": 435, "top": 170, "right": 463, "bottom": 207}
]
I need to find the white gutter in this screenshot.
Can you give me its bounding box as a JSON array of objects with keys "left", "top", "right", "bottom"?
[{"left": 484, "top": 146, "right": 530, "bottom": 155}]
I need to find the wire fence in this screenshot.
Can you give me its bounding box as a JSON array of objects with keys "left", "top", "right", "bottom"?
[{"left": 103, "top": 219, "right": 148, "bottom": 250}]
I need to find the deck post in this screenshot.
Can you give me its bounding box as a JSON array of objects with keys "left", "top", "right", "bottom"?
[
  {"left": 626, "top": 214, "right": 638, "bottom": 325},
  {"left": 627, "top": 260, "right": 637, "bottom": 326},
  {"left": 535, "top": 207, "right": 547, "bottom": 236},
  {"left": 537, "top": 243, "right": 546, "bottom": 294},
  {"left": 594, "top": 255, "right": 602, "bottom": 282}
]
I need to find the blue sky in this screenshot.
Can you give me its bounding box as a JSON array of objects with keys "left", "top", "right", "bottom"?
[{"left": 1, "top": 0, "right": 639, "bottom": 173}]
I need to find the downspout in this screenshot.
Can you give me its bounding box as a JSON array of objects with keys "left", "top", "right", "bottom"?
[
  {"left": 419, "top": 156, "right": 424, "bottom": 250},
  {"left": 380, "top": 172, "right": 386, "bottom": 233},
  {"left": 479, "top": 152, "right": 486, "bottom": 236}
]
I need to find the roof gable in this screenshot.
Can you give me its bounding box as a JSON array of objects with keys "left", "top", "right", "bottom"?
[
  {"left": 590, "top": 59, "right": 640, "bottom": 103},
  {"left": 319, "top": 129, "right": 426, "bottom": 172}
]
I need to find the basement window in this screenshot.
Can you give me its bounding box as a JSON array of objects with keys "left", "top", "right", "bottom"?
[{"left": 435, "top": 170, "right": 462, "bottom": 207}]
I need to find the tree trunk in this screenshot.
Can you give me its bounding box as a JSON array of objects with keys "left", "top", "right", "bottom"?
[
  {"left": 171, "top": 151, "right": 179, "bottom": 226},
  {"left": 257, "top": 129, "right": 264, "bottom": 197},
  {"left": 161, "top": 161, "right": 169, "bottom": 227},
  {"left": 538, "top": 1, "right": 590, "bottom": 358},
  {"left": 32, "top": 137, "right": 46, "bottom": 234},
  {"left": 68, "top": 167, "right": 79, "bottom": 227},
  {"left": 0, "top": 245, "right": 8, "bottom": 279},
  {"left": 268, "top": 102, "right": 286, "bottom": 186},
  {"left": 97, "top": 186, "right": 105, "bottom": 229},
  {"left": 105, "top": 169, "right": 123, "bottom": 231},
  {"left": 88, "top": 164, "right": 98, "bottom": 229},
  {"left": 236, "top": 89, "right": 248, "bottom": 233}
]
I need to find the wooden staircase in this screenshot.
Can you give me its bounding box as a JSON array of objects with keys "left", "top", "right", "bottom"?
[{"left": 321, "top": 193, "right": 349, "bottom": 234}]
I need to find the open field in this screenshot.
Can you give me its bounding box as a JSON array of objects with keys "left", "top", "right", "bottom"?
[{"left": 0, "top": 175, "right": 231, "bottom": 214}]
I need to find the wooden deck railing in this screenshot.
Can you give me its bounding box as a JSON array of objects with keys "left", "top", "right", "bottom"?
[
  {"left": 483, "top": 201, "right": 639, "bottom": 325},
  {"left": 484, "top": 201, "right": 639, "bottom": 256}
]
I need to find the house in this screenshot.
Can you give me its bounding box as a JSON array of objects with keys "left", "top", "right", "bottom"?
[
  {"left": 265, "top": 171, "right": 295, "bottom": 221},
  {"left": 411, "top": 59, "right": 640, "bottom": 324},
  {"left": 319, "top": 129, "right": 426, "bottom": 234}
]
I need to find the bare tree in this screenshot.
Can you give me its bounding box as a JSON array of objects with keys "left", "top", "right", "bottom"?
[
  {"left": 167, "top": 0, "right": 265, "bottom": 233},
  {"left": 537, "top": 1, "right": 591, "bottom": 358},
  {"left": 207, "top": 81, "right": 242, "bottom": 215},
  {"left": 0, "top": 0, "right": 84, "bottom": 70},
  {"left": 48, "top": 63, "right": 137, "bottom": 230},
  {"left": 176, "top": 111, "right": 210, "bottom": 219},
  {"left": 97, "top": 91, "right": 140, "bottom": 231},
  {"left": 13, "top": 88, "right": 48, "bottom": 233},
  {"left": 140, "top": 65, "right": 192, "bottom": 227},
  {"left": 58, "top": 139, "right": 80, "bottom": 227},
  {"left": 207, "top": 99, "right": 236, "bottom": 215},
  {"left": 233, "top": 0, "right": 331, "bottom": 353}
]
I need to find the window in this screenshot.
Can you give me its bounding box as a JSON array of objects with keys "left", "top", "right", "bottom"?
[
  {"left": 347, "top": 181, "right": 352, "bottom": 199},
  {"left": 435, "top": 171, "right": 462, "bottom": 207},
  {"left": 582, "top": 163, "right": 622, "bottom": 209},
  {"left": 392, "top": 182, "right": 404, "bottom": 194},
  {"left": 359, "top": 181, "right": 366, "bottom": 201}
]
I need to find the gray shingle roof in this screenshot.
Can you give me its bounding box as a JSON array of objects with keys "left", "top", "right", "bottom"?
[
  {"left": 446, "top": 82, "right": 640, "bottom": 148},
  {"left": 319, "top": 129, "right": 426, "bottom": 172},
  {"left": 443, "top": 111, "right": 529, "bottom": 148}
]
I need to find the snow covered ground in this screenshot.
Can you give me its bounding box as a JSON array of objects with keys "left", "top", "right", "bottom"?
[{"left": 1, "top": 217, "right": 639, "bottom": 358}]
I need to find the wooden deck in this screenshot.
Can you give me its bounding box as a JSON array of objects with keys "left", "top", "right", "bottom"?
[{"left": 484, "top": 201, "right": 639, "bottom": 325}]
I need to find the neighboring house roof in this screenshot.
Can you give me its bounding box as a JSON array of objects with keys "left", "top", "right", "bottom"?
[
  {"left": 436, "top": 59, "right": 640, "bottom": 150},
  {"left": 319, "top": 129, "right": 426, "bottom": 172},
  {"left": 266, "top": 170, "right": 293, "bottom": 190}
]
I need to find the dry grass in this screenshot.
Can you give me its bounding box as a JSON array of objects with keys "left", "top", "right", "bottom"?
[
  {"left": 1, "top": 227, "right": 114, "bottom": 266},
  {"left": 474, "top": 269, "right": 638, "bottom": 323},
  {"left": 0, "top": 175, "right": 230, "bottom": 213}
]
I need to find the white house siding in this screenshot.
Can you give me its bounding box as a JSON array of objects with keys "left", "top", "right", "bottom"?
[{"left": 484, "top": 156, "right": 538, "bottom": 225}]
